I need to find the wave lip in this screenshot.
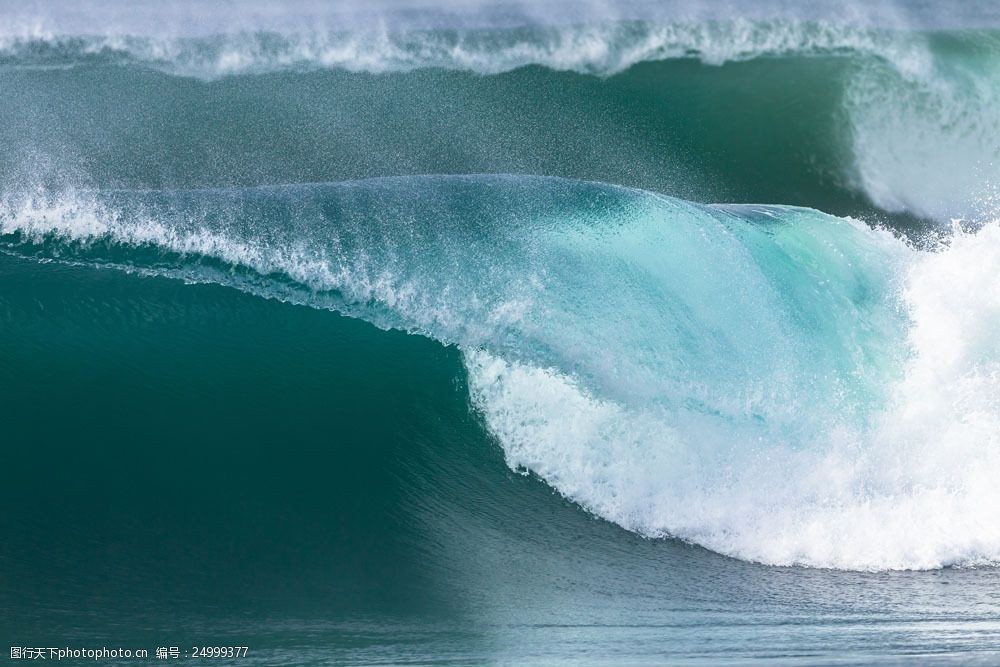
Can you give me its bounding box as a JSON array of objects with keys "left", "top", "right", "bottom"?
[{"left": 4, "top": 178, "right": 1000, "bottom": 572}]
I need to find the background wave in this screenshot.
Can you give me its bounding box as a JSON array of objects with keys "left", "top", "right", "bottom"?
[{"left": 2, "top": 18, "right": 999, "bottom": 227}]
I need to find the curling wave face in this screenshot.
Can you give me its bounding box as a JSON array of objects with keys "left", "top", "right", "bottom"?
[{"left": 3, "top": 175, "right": 999, "bottom": 570}]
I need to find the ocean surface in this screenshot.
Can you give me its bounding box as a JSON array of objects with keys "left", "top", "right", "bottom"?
[{"left": 2, "top": 1, "right": 1000, "bottom": 664}]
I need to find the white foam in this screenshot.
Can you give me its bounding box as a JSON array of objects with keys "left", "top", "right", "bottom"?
[
  {"left": 468, "top": 222, "right": 1000, "bottom": 571},
  {"left": 0, "top": 19, "right": 931, "bottom": 78},
  {"left": 0, "top": 193, "right": 340, "bottom": 294},
  {"left": 843, "top": 36, "right": 1000, "bottom": 223}
]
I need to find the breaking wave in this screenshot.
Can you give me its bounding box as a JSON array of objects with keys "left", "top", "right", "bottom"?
[{"left": 3, "top": 175, "right": 999, "bottom": 570}]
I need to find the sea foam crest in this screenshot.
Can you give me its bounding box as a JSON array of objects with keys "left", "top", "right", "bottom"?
[{"left": 0, "top": 20, "right": 930, "bottom": 78}]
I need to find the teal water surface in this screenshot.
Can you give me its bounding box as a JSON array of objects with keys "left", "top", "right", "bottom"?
[{"left": 3, "top": 2, "right": 1000, "bottom": 664}]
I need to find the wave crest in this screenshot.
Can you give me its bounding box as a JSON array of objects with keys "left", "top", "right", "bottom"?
[
  {"left": 4, "top": 177, "right": 999, "bottom": 570},
  {"left": 0, "top": 20, "right": 931, "bottom": 78}
]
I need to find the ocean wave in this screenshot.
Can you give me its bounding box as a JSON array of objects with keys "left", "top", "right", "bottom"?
[
  {"left": 3, "top": 176, "right": 999, "bottom": 571},
  {"left": 2, "top": 19, "right": 998, "bottom": 227}
]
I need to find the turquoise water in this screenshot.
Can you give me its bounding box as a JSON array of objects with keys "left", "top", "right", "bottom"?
[{"left": 3, "top": 2, "right": 1000, "bottom": 664}]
